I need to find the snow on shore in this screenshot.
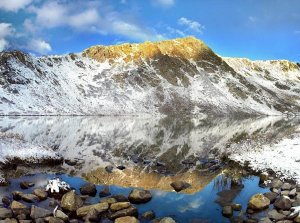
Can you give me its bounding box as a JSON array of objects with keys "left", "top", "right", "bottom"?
[
  {"left": 228, "top": 133, "right": 300, "bottom": 182},
  {"left": 0, "top": 132, "right": 61, "bottom": 164}
]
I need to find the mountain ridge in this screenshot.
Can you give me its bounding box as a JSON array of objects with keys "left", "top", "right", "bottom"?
[{"left": 1, "top": 37, "right": 300, "bottom": 116}]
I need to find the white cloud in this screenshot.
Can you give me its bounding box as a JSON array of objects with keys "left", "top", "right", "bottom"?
[
  {"left": 178, "top": 17, "right": 205, "bottom": 33},
  {"left": 0, "top": 0, "right": 32, "bottom": 12},
  {"left": 27, "top": 0, "right": 164, "bottom": 42},
  {"left": 166, "top": 26, "right": 185, "bottom": 37},
  {"left": 27, "top": 39, "right": 52, "bottom": 54},
  {"left": 0, "top": 23, "right": 15, "bottom": 51},
  {"left": 248, "top": 16, "right": 257, "bottom": 23},
  {"left": 154, "top": 0, "right": 175, "bottom": 7}
]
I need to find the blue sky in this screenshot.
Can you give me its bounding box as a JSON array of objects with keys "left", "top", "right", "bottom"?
[{"left": 0, "top": 0, "right": 299, "bottom": 61}]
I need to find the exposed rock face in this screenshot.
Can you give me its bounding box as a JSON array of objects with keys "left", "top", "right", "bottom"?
[{"left": 1, "top": 37, "right": 300, "bottom": 116}]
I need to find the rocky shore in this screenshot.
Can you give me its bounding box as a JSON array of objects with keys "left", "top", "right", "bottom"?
[{"left": 0, "top": 177, "right": 177, "bottom": 223}]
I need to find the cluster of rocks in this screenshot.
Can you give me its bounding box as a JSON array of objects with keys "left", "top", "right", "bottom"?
[
  {"left": 0, "top": 180, "right": 177, "bottom": 223},
  {"left": 222, "top": 172, "right": 300, "bottom": 223}
]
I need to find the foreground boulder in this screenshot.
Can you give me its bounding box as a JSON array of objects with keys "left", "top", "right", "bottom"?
[
  {"left": 76, "top": 202, "right": 109, "bottom": 217},
  {"left": 30, "top": 206, "right": 52, "bottom": 219},
  {"left": 128, "top": 189, "right": 152, "bottom": 204},
  {"left": 248, "top": 194, "right": 270, "bottom": 210},
  {"left": 170, "top": 181, "right": 191, "bottom": 192},
  {"left": 79, "top": 183, "right": 97, "bottom": 196},
  {"left": 21, "top": 194, "right": 39, "bottom": 203},
  {"left": 115, "top": 216, "right": 139, "bottom": 223},
  {"left": 61, "top": 191, "right": 83, "bottom": 212}
]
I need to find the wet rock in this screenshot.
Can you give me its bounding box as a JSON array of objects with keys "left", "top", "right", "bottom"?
[
  {"left": 267, "top": 209, "right": 285, "bottom": 221},
  {"left": 105, "top": 165, "right": 113, "bottom": 173},
  {"left": 99, "top": 186, "right": 111, "bottom": 197},
  {"left": 116, "top": 166, "right": 126, "bottom": 171},
  {"left": 170, "top": 181, "right": 191, "bottom": 192},
  {"left": 258, "top": 218, "right": 272, "bottom": 223},
  {"left": 69, "top": 219, "right": 78, "bottom": 223},
  {"left": 30, "top": 206, "right": 52, "bottom": 219},
  {"left": 80, "top": 183, "right": 97, "bottom": 196},
  {"left": 85, "top": 209, "right": 99, "bottom": 222},
  {"left": 259, "top": 172, "right": 269, "bottom": 183},
  {"left": 274, "top": 196, "right": 292, "bottom": 210},
  {"left": 222, "top": 206, "right": 233, "bottom": 217},
  {"left": 20, "top": 182, "right": 34, "bottom": 190},
  {"left": 115, "top": 216, "right": 139, "bottom": 223},
  {"left": 108, "top": 206, "right": 138, "bottom": 220},
  {"left": 159, "top": 217, "right": 176, "bottom": 223},
  {"left": 231, "top": 203, "right": 242, "bottom": 211},
  {"left": 1, "top": 197, "right": 10, "bottom": 206},
  {"left": 76, "top": 202, "right": 109, "bottom": 218},
  {"left": 61, "top": 191, "right": 83, "bottom": 212},
  {"left": 111, "top": 194, "right": 128, "bottom": 202},
  {"left": 281, "top": 183, "right": 292, "bottom": 191},
  {"left": 54, "top": 210, "right": 68, "bottom": 221},
  {"left": 141, "top": 210, "right": 155, "bottom": 220},
  {"left": 277, "top": 220, "right": 293, "bottom": 223},
  {"left": 110, "top": 202, "right": 131, "bottom": 212},
  {"left": 100, "top": 197, "right": 117, "bottom": 205},
  {"left": 46, "top": 217, "right": 64, "bottom": 223},
  {"left": 0, "top": 178, "right": 10, "bottom": 187},
  {"left": 0, "top": 208, "right": 13, "bottom": 220},
  {"left": 128, "top": 189, "right": 152, "bottom": 204},
  {"left": 271, "top": 179, "right": 283, "bottom": 189},
  {"left": 33, "top": 189, "right": 48, "bottom": 201},
  {"left": 10, "top": 201, "right": 29, "bottom": 216},
  {"left": 248, "top": 194, "right": 270, "bottom": 210},
  {"left": 12, "top": 191, "right": 24, "bottom": 200},
  {"left": 21, "top": 194, "right": 39, "bottom": 203},
  {"left": 263, "top": 192, "right": 278, "bottom": 203}
]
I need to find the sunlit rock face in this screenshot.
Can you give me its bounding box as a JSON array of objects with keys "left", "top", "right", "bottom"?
[{"left": 1, "top": 37, "right": 300, "bottom": 116}]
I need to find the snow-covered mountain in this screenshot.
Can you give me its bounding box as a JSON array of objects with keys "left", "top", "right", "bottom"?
[{"left": 1, "top": 36, "right": 300, "bottom": 116}]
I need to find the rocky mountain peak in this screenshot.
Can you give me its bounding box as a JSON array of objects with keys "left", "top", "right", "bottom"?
[{"left": 83, "top": 36, "right": 221, "bottom": 65}]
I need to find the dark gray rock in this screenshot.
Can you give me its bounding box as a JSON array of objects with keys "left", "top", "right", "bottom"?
[
  {"left": 274, "top": 196, "right": 292, "bottom": 210},
  {"left": 80, "top": 183, "right": 97, "bottom": 196},
  {"left": 170, "top": 181, "right": 191, "bottom": 192},
  {"left": 271, "top": 179, "right": 283, "bottom": 189},
  {"left": 99, "top": 186, "right": 111, "bottom": 197},
  {"left": 267, "top": 209, "right": 285, "bottom": 221},
  {"left": 281, "top": 183, "right": 292, "bottom": 191},
  {"left": 30, "top": 206, "right": 52, "bottom": 219},
  {"left": 222, "top": 206, "right": 233, "bottom": 217},
  {"left": 141, "top": 210, "right": 155, "bottom": 220},
  {"left": 263, "top": 192, "right": 278, "bottom": 203}
]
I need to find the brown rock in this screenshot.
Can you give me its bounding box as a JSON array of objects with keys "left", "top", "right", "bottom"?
[
  {"left": 115, "top": 216, "right": 139, "bottom": 223},
  {"left": 76, "top": 202, "right": 109, "bottom": 218},
  {"left": 248, "top": 194, "right": 270, "bottom": 210},
  {"left": 61, "top": 191, "right": 83, "bottom": 212}
]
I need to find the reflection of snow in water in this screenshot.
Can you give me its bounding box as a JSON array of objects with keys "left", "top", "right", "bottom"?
[{"left": 0, "top": 116, "right": 299, "bottom": 181}]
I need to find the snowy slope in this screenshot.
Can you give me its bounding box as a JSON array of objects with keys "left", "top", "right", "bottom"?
[{"left": 0, "top": 37, "right": 300, "bottom": 116}]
